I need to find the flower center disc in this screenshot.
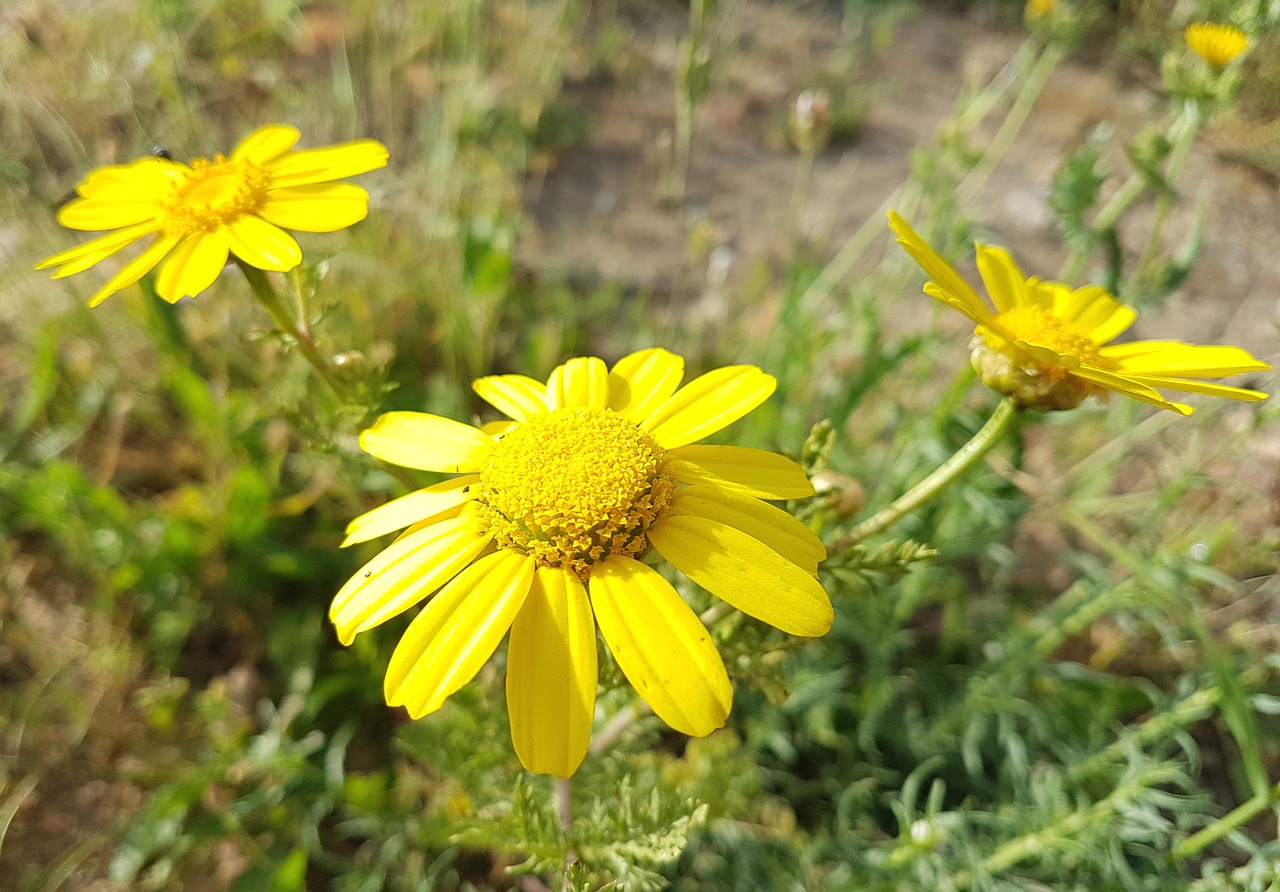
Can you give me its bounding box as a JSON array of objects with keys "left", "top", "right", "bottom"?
[
  {"left": 985, "top": 305, "right": 1102, "bottom": 372},
  {"left": 477, "top": 407, "right": 676, "bottom": 578},
  {"left": 164, "top": 155, "right": 270, "bottom": 236}
]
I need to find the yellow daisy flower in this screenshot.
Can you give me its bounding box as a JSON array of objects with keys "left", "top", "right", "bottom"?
[
  {"left": 36, "top": 124, "right": 388, "bottom": 307},
  {"left": 332, "top": 348, "right": 833, "bottom": 777},
  {"left": 1185, "top": 22, "right": 1249, "bottom": 68},
  {"left": 888, "top": 212, "right": 1271, "bottom": 414}
]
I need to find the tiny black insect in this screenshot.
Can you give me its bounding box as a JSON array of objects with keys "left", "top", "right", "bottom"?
[
  {"left": 364, "top": 571, "right": 372, "bottom": 578},
  {"left": 149, "top": 145, "right": 173, "bottom": 160}
]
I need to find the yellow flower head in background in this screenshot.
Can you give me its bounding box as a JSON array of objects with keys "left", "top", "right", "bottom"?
[
  {"left": 37, "top": 125, "right": 388, "bottom": 307},
  {"left": 888, "top": 212, "right": 1271, "bottom": 414},
  {"left": 333, "top": 348, "right": 833, "bottom": 777},
  {"left": 1024, "top": 0, "right": 1055, "bottom": 19},
  {"left": 1185, "top": 22, "right": 1249, "bottom": 67}
]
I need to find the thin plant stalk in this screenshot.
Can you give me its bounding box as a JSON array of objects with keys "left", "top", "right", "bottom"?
[
  {"left": 831, "top": 397, "right": 1020, "bottom": 550},
  {"left": 956, "top": 42, "right": 1067, "bottom": 206},
  {"left": 236, "top": 260, "right": 344, "bottom": 395}
]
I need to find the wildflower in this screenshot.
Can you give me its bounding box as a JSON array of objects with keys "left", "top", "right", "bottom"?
[
  {"left": 1185, "top": 23, "right": 1249, "bottom": 67},
  {"left": 1025, "top": 0, "right": 1055, "bottom": 19},
  {"left": 888, "top": 212, "right": 1271, "bottom": 414},
  {"left": 37, "top": 125, "right": 388, "bottom": 306},
  {"left": 332, "top": 349, "right": 832, "bottom": 776}
]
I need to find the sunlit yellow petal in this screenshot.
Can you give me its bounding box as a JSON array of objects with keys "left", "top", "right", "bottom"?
[
  {"left": 589, "top": 556, "right": 731, "bottom": 737},
  {"left": 663, "top": 444, "right": 814, "bottom": 499},
  {"left": 923, "top": 282, "right": 998, "bottom": 329},
  {"left": 649, "top": 514, "right": 833, "bottom": 637},
  {"left": 154, "top": 230, "right": 230, "bottom": 303},
  {"left": 888, "top": 211, "right": 989, "bottom": 318},
  {"left": 975, "top": 244, "right": 1027, "bottom": 312},
  {"left": 266, "top": 139, "right": 390, "bottom": 187},
  {"left": 231, "top": 124, "right": 302, "bottom": 163},
  {"left": 1116, "top": 375, "right": 1269, "bottom": 402},
  {"left": 644, "top": 366, "right": 775, "bottom": 450},
  {"left": 607, "top": 348, "right": 684, "bottom": 420},
  {"left": 86, "top": 235, "right": 180, "bottom": 307},
  {"left": 482, "top": 420, "right": 517, "bottom": 437},
  {"left": 507, "top": 566, "right": 596, "bottom": 777},
  {"left": 76, "top": 158, "right": 184, "bottom": 201},
  {"left": 547, "top": 356, "right": 609, "bottom": 409},
  {"left": 1102, "top": 342, "right": 1273, "bottom": 376},
  {"left": 225, "top": 215, "right": 302, "bottom": 271},
  {"left": 343, "top": 476, "right": 480, "bottom": 546},
  {"left": 474, "top": 375, "right": 550, "bottom": 421},
  {"left": 384, "top": 550, "right": 534, "bottom": 718},
  {"left": 1070, "top": 366, "right": 1192, "bottom": 415},
  {"left": 665, "top": 485, "right": 825, "bottom": 574},
  {"left": 359, "top": 412, "right": 494, "bottom": 472},
  {"left": 37, "top": 222, "right": 158, "bottom": 273},
  {"left": 331, "top": 513, "right": 491, "bottom": 645},
  {"left": 57, "top": 197, "right": 159, "bottom": 231},
  {"left": 257, "top": 183, "right": 371, "bottom": 232}
]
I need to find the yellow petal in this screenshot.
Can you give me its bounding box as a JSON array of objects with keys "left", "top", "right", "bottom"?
[
  {"left": 507, "top": 566, "right": 597, "bottom": 777},
  {"left": 547, "top": 356, "right": 609, "bottom": 409},
  {"left": 481, "top": 420, "right": 517, "bottom": 437},
  {"left": 923, "top": 282, "right": 999, "bottom": 329},
  {"left": 473, "top": 374, "right": 550, "bottom": 421},
  {"left": 331, "top": 513, "right": 491, "bottom": 645},
  {"left": 888, "top": 211, "right": 989, "bottom": 319},
  {"left": 974, "top": 244, "right": 1028, "bottom": 312},
  {"left": 662, "top": 444, "right": 814, "bottom": 499},
  {"left": 257, "top": 183, "right": 371, "bottom": 232},
  {"left": 86, "top": 235, "right": 180, "bottom": 307},
  {"left": 37, "top": 222, "right": 158, "bottom": 273},
  {"left": 77, "top": 158, "right": 184, "bottom": 201},
  {"left": 644, "top": 365, "right": 776, "bottom": 450},
  {"left": 666, "top": 485, "right": 825, "bottom": 574},
  {"left": 232, "top": 124, "right": 302, "bottom": 164},
  {"left": 649, "top": 514, "right": 833, "bottom": 637},
  {"left": 384, "top": 549, "right": 535, "bottom": 718},
  {"left": 1070, "top": 366, "right": 1192, "bottom": 415},
  {"left": 608, "top": 348, "right": 685, "bottom": 421},
  {"left": 1102, "top": 341, "right": 1272, "bottom": 376},
  {"left": 57, "top": 197, "right": 160, "bottom": 231},
  {"left": 225, "top": 215, "right": 302, "bottom": 271},
  {"left": 589, "top": 556, "right": 731, "bottom": 737},
  {"left": 359, "top": 412, "right": 493, "bottom": 472},
  {"left": 343, "top": 475, "right": 480, "bottom": 546},
  {"left": 154, "top": 230, "right": 230, "bottom": 302},
  {"left": 266, "top": 139, "right": 390, "bottom": 187},
  {"left": 1117, "top": 374, "right": 1268, "bottom": 403},
  {"left": 1050, "top": 285, "right": 1134, "bottom": 344}
]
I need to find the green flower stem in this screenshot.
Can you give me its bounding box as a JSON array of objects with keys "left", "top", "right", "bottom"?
[
  {"left": 556, "top": 776, "right": 574, "bottom": 889},
  {"left": 236, "top": 260, "right": 344, "bottom": 396},
  {"left": 1173, "top": 779, "right": 1280, "bottom": 860},
  {"left": 1061, "top": 100, "right": 1205, "bottom": 283},
  {"left": 831, "top": 398, "right": 1020, "bottom": 551},
  {"left": 1133, "top": 103, "right": 1204, "bottom": 275},
  {"left": 956, "top": 42, "right": 1066, "bottom": 206}
]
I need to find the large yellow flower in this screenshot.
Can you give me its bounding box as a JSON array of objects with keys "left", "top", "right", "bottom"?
[
  {"left": 332, "top": 349, "right": 832, "bottom": 777},
  {"left": 37, "top": 124, "right": 388, "bottom": 306},
  {"left": 888, "top": 212, "right": 1271, "bottom": 414}
]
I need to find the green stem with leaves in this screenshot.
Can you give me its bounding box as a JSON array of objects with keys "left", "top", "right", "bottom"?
[
  {"left": 236, "top": 260, "right": 344, "bottom": 396},
  {"left": 831, "top": 398, "right": 1020, "bottom": 551},
  {"left": 1174, "top": 779, "right": 1280, "bottom": 860}
]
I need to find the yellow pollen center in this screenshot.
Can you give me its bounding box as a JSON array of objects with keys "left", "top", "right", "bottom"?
[
  {"left": 476, "top": 407, "right": 676, "bottom": 579},
  {"left": 982, "top": 305, "right": 1101, "bottom": 375},
  {"left": 162, "top": 155, "right": 271, "bottom": 237}
]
